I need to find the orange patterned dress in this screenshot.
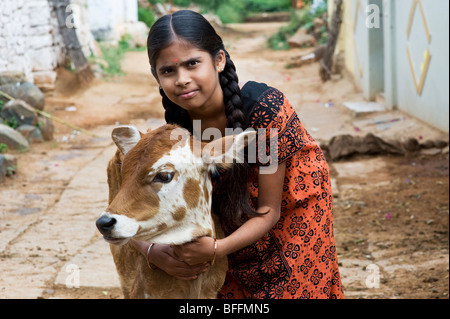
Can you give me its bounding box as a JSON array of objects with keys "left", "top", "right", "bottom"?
[{"left": 217, "top": 81, "right": 344, "bottom": 299}]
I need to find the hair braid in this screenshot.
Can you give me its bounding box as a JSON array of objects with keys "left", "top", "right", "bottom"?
[{"left": 220, "top": 50, "right": 247, "bottom": 130}]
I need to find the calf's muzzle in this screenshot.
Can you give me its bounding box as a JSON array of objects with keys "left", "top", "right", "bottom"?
[{"left": 96, "top": 215, "right": 117, "bottom": 235}]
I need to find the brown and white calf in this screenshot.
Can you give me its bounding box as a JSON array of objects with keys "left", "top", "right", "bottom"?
[{"left": 96, "top": 124, "right": 256, "bottom": 299}]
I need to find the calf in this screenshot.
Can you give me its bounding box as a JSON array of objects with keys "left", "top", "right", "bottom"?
[{"left": 96, "top": 124, "right": 255, "bottom": 298}]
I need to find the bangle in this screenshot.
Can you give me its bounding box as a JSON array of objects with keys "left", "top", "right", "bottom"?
[
  {"left": 146, "top": 243, "right": 157, "bottom": 270},
  {"left": 211, "top": 239, "right": 217, "bottom": 266}
]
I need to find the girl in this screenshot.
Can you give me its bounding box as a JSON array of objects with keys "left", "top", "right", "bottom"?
[{"left": 131, "top": 10, "right": 344, "bottom": 299}]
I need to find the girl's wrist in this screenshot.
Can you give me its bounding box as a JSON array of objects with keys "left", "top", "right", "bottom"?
[{"left": 215, "top": 238, "right": 228, "bottom": 260}]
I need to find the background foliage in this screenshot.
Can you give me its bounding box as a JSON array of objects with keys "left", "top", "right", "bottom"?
[{"left": 142, "top": 0, "right": 294, "bottom": 23}]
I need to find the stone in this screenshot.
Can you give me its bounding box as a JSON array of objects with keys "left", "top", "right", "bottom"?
[
  {"left": 288, "top": 28, "right": 316, "bottom": 48},
  {"left": 17, "top": 124, "right": 43, "bottom": 143},
  {"left": 0, "top": 72, "right": 27, "bottom": 85},
  {"left": 0, "top": 83, "right": 21, "bottom": 103},
  {"left": 0, "top": 153, "right": 17, "bottom": 182},
  {"left": 37, "top": 115, "right": 54, "bottom": 141},
  {"left": 343, "top": 101, "right": 386, "bottom": 116},
  {"left": 0, "top": 82, "right": 45, "bottom": 111},
  {"left": 0, "top": 99, "right": 38, "bottom": 126},
  {"left": 15, "top": 82, "right": 46, "bottom": 111},
  {"left": 32, "top": 71, "right": 57, "bottom": 93},
  {"left": 0, "top": 123, "right": 29, "bottom": 151}
]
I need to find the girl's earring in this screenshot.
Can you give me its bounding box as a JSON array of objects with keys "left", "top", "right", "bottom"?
[{"left": 218, "top": 67, "right": 223, "bottom": 73}]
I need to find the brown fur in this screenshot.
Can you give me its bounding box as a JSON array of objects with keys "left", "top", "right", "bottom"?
[{"left": 105, "top": 127, "right": 228, "bottom": 299}]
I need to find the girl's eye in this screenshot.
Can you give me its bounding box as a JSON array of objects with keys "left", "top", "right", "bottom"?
[
  {"left": 162, "top": 68, "right": 173, "bottom": 75},
  {"left": 154, "top": 172, "right": 174, "bottom": 184},
  {"left": 188, "top": 60, "right": 199, "bottom": 67}
]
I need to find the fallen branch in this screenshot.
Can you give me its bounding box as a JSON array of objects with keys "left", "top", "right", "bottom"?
[{"left": 1, "top": 90, "right": 98, "bottom": 137}]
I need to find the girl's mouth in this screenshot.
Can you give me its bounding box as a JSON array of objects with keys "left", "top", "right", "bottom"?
[{"left": 178, "top": 90, "right": 199, "bottom": 99}]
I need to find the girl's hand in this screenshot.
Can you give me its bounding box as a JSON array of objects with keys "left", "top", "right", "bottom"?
[
  {"left": 172, "top": 236, "right": 216, "bottom": 266},
  {"left": 130, "top": 240, "right": 209, "bottom": 281}
]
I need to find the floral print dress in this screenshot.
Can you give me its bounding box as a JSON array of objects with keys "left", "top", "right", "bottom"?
[{"left": 217, "top": 81, "right": 344, "bottom": 299}]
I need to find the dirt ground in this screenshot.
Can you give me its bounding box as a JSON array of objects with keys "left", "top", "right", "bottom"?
[{"left": 0, "top": 22, "right": 448, "bottom": 299}]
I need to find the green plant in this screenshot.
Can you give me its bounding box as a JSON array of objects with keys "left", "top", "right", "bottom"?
[
  {"left": 138, "top": 7, "right": 156, "bottom": 27},
  {"left": 6, "top": 165, "right": 16, "bottom": 177},
  {"left": 0, "top": 143, "right": 9, "bottom": 154},
  {"left": 245, "top": 0, "right": 291, "bottom": 13},
  {"left": 97, "top": 35, "right": 132, "bottom": 79},
  {"left": 216, "top": 0, "right": 245, "bottom": 23},
  {"left": 2, "top": 116, "right": 18, "bottom": 130}
]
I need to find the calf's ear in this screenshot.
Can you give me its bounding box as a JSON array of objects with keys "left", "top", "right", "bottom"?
[
  {"left": 112, "top": 126, "right": 142, "bottom": 155},
  {"left": 202, "top": 129, "right": 257, "bottom": 170}
]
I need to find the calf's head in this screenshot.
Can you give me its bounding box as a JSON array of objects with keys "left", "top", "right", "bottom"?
[{"left": 96, "top": 124, "right": 256, "bottom": 246}]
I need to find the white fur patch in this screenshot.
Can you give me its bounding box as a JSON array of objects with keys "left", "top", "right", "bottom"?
[{"left": 99, "top": 211, "right": 140, "bottom": 238}]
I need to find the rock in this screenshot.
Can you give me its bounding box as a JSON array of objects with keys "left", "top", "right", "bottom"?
[
  {"left": 288, "top": 28, "right": 316, "bottom": 48},
  {"left": 17, "top": 124, "right": 43, "bottom": 143},
  {"left": 402, "top": 138, "right": 421, "bottom": 152},
  {"left": 15, "top": 82, "right": 46, "bottom": 111},
  {"left": 421, "top": 139, "right": 449, "bottom": 149},
  {"left": 0, "top": 72, "right": 27, "bottom": 85},
  {"left": 0, "top": 99, "right": 38, "bottom": 127},
  {"left": 117, "top": 22, "right": 149, "bottom": 48},
  {"left": 37, "top": 115, "right": 54, "bottom": 141},
  {"left": 0, "top": 153, "right": 17, "bottom": 182},
  {"left": 327, "top": 133, "right": 404, "bottom": 161},
  {"left": 0, "top": 82, "right": 45, "bottom": 111},
  {"left": 0, "top": 83, "right": 20, "bottom": 104},
  {"left": 0, "top": 123, "right": 29, "bottom": 151}
]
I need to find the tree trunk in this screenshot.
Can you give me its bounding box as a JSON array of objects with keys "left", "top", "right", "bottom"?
[
  {"left": 319, "top": 0, "right": 343, "bottom": 82},
  {"left": 51, "top": 0, "right": 94, "bottom": 84}
]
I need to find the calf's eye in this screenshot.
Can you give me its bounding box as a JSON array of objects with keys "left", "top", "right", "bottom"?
[{"left": 154, "top": 172, "right": 174, "bottom": 184}]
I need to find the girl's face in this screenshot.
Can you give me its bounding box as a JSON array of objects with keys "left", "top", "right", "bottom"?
[{"left": 155, "top": 40, "right": 226, "bottom": 118}]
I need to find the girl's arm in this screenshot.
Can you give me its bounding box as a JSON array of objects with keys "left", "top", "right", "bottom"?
[{"left": 172, "top": 161, "right": 286, "bottom": 265}]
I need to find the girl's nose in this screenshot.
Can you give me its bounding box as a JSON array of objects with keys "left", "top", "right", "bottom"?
[{"left": 175, "top": 69, "right": 191, "bottom": 87}]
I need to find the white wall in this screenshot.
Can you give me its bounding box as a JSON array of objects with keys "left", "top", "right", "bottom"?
[
  {"left": 87, "top": 0, "right": 138, "bottom": 42},
  {"left": 0, "top": 0, "right": 95, "bottom": 90}
]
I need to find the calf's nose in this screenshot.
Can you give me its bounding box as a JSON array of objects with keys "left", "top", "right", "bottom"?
[{"left": 96, "top": 215, "right": 117, "bottom": 234}]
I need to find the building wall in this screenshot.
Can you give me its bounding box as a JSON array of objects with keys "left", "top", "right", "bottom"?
[
  {"left": 332, "top": 0, "right": 449, "bottom": 133},
  {"left": 392, "top": 0, "right": 449, "bottom": 133},
  {"left": 0, "top": 0, "right": 94, "bottom": 90},
  {"left": 0, "top": 0, "right": 142, "bottom": 91}
]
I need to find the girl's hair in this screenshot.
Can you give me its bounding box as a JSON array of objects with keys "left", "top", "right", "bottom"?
[{"left": 147, "top": 10, "right": 259, "bottom": 233}]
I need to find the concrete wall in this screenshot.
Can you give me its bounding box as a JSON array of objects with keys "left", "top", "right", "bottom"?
[
  {"left": 0, "top": 0, "right": 95, "bottom": 90},
  {"left": 332, "top": 0, "right": 449, "bottom": 133},
  {"left": 391, "top": 0, "right": 449, "bottom": 133},
  {"left": 0, "top": 0, "right": 142, "bottom": 90}
]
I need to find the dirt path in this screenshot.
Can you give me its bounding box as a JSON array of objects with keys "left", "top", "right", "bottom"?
[{"left": 0, "top": 23, "right": 448, "bottom": 299}]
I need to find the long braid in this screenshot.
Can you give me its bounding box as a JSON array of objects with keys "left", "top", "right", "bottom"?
[
  {"left": 220, "top": 50, "right": 246, "bottom": 130},
  {"left": 216, "top": 50, "right": 261, "bottom": 234}
]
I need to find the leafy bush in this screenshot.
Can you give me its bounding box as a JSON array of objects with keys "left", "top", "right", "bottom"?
[
  {"left": 245, "top": 0, "right": 291, "bottom": 13},
  {"left": 157, "top": 0, "right": 292, "bottom": 23},
  {"left": 0, "top": 143, "right": 9, "bottom": 154},
  {"left": 138, "top": 7, "right": 156, "bottom": 27},
  {"left": 216, "top": 0, "right": 245, "bottom": 23}
]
